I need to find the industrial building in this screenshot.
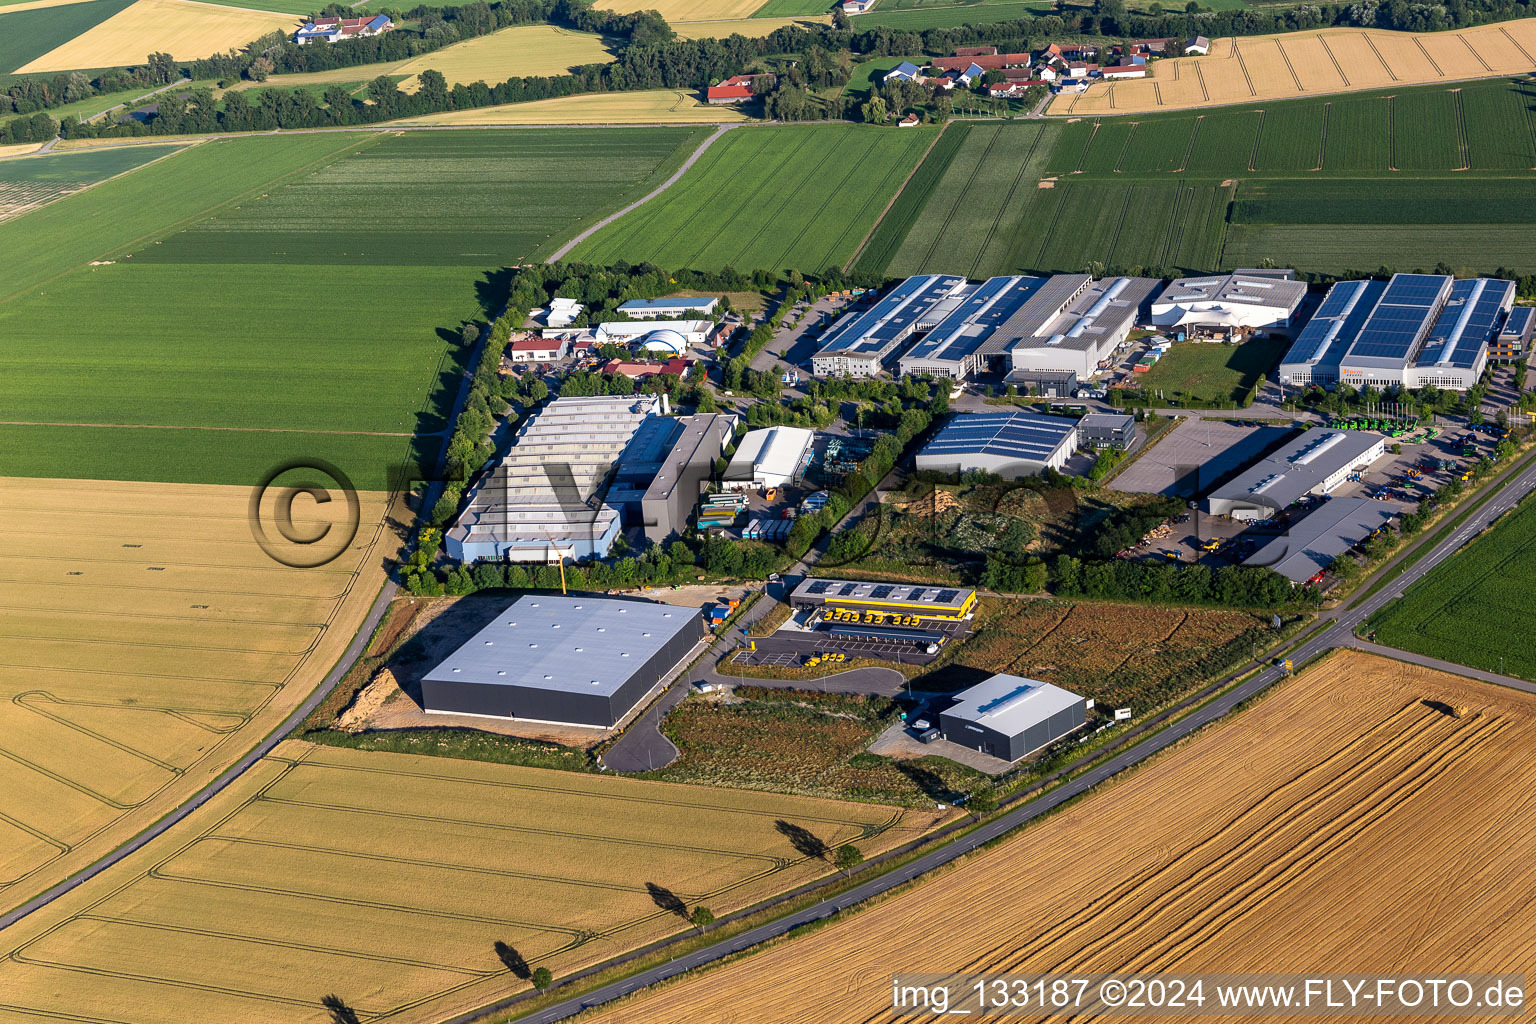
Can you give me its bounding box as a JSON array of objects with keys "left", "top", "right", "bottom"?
[
  {"left": 594, "top": 319, "right": 712, "bottom": 352},
  {"left": 789, "top": 577, "right": 978, "bottom": 626},
  {"left": 723, "top": 426, "right": 814, "bottom": 489},
  {"left": 1278, "top": 274, "right": 1515, "bottom": 390},
  {"left": 1206, "top": 429, "right": 1386, "bottom": 520},
  {"left": 914, "top": 411, "right": 1078, "bottom": 478},
  {"left": 1492, "top": 306, "right": 1534, "bottom": 361},
  {"left": 447, "top": 395, "right": 664, "bottom": 563},
  {"left": 1148, "top": 270, "right": 1306, "bottom": 332},
  {"left": 1243, "top": 496, "right": 1395, "bottom": 584},
  {"left": 896, "top": 275, "right": 1045, "bottom": 379},
  {"left": 811, "top": 275, "right": 966, "bottom": 377},
  {"left": 606, "top": 413, "right": 735, "bottom": 545},
  {"left": 939, "top": 673, "right": 1086, "bottom": 761},
  {"left": 1006, "top": 275, "right": 1161, "bottom": 379},
  {"left": 1077, "top": 412, "right": 1135, "bottom": 449},
  {"left": 420, "top": 595, "right": 704, "bottom": 727},
  {"left": 617, "top": 296, "right": 719, "bottom": 319}
]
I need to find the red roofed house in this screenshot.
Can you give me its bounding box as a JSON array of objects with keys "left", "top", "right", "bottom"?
[
  {"left": 988, "top": 81, "right": 1027, "bottom": 97},
  {"left": 706, "top": 73, "right": 774, "bottom": 104},
  {"left": 1099, "top": 59, "right": 1147, "bottom": 79},
  {"left": 295, "top": 14, "right": 392, "bottom": 44},
  {"left": 508, "top": 337, "right": 570, "bottom": 363},
  {"left": 930, "top": 52, "right": 1030, "bottom": 71},
  {"left": 954, "top": 45, "right": 998, "bottom": 57},
  {"left": 601, "top": 357, "right": 692, "bottom": 379}
]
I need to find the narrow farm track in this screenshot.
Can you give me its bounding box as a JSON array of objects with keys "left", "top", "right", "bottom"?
[{"left": 545, "top": 122, "right": 736, "bottom": 262}]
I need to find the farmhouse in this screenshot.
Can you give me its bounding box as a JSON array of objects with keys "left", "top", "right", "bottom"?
[
  {"left": 914, "top": 410, "right": 1078, "bottom": 478},
  {"left": 811, "top": 274, "right": 967, "bottom": 376},
  {"left": 507, "top": 337, "right": 569, "bottom": 363},
  {"left": 618, "top": 296, "right": 720, "bottom": 319},
  {"left": 1150, "top": 270, "right": 1306, "bottom": 333},
  {"left": 939, "top": 673, "right": 1086, "bottom": 761},
  {"left": 884, "top": 61, "right": 923, "bottom": 83},
  {"left": 988, "top": 82, "right": 1028, "bottom": 98},
  {"left": 789, "top": 577, "right": 978, "bottom": 625},
  {"left": 723, "top": 425, "right": 815, "bottom": 489},
  {"left": 1492, "top": 306, "right": 1534, "bottom": 361},
  {"left": 446, "top": 395, "right": 664, "bottom": 563},
  {"left": 1207, "top": 429, "right": 1386, "bottom": 521},
  {"left": 841, "top": 0, "right": 874, "bottom": 12},
  {"left": 1077, "top": 411, "right": 1135, "bottom": 449},
  {"left": 607, "top": 413, "right": 735, "bottom": 544},
  {"left": 295, "top": 13, "right": 391, "bottom": 44},
  {"left": 1185, "top": 34, "right": 1211, "bottom": 54},
  {"left": 1006, "top": 274, "right": 1161, "bottom": 380},
  {"left": 706, "top": 74, "right": 772, "bottom": 104},
  {"left": 897, "top": 274, "right": 1046, "bottom": 379},
  {"left": 421, "top": 595, "right": 704, "bottom": 727},
  {"left": 931, "top": 54, "right": 1029, "bottom": 72},
  {"left": 898, "top": 112, "right": 921, "bottom": 126},
  {"left": 1099, "top": 59, "right": 1147, "bottom": 79},
  {"left": 1243, "top": 496, "right": 1396, "bottom": 584},
  {"left": 1278, "top": 273, "right": 1514, "bottom": 390}
]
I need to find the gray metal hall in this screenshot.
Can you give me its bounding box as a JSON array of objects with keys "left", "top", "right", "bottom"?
[
  {"left": 939, "top": 673, "right": 1086, "bottom": 761},
  {"left": 420, "top": 595, "right": 704, "bottom": 728}
]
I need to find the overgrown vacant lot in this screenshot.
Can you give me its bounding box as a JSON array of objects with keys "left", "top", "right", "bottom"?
[
  {"left": 0, "top": 127, "right": 704, "bottom": 487},
  {"left": 0, "top": 478, "right": 395, "bottom": 916},
  {"left": 0, "top": 740, "right": 947, "bottom": 1023},
  {"left": 1051, "top": 22, "right": 1536, "bottom": 114},
  {"left": 1133, "top": 337, "right": 1288, "bottom": 406},
  {"left": 587, "top": 650, "right": 1536, "bottom": 1023},
  {"left": 1367, "top": 494, "right": 1536, "bottom": 680},
  {"left": 572, "top": 123, "right": 937, "bottom": 273}
]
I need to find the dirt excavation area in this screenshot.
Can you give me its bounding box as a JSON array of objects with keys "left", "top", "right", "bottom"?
[{"left": 589, "top": 649, "right": 1536, "bottom": 1023}]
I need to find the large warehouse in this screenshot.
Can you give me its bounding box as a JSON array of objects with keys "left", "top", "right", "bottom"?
[
  {"left": 1243, "top": 496, "right": 1395, "bottom": 584},
  {"left": 939, "top": 673, "right": 1086, "bottom": 761},
  {"left": 1148, "top": 270, "right": 1306, "bottom": 332},
  {"left": 420, "top": 595, "right": 704, "bottom": 727},
  {"left": 1007, "top": 275, "right": 1161, "bottom": 379},
  {"left": 606, "top": 413, "right": 735, "bottom": 545},
  {"left": 811, "top": 274, "right": 966, "bottom": 377},
  {"left": 447, "top": 395, "right": 665, "bottom": 563},
  {"left": 1207, "top": 429, "right": 1386, "bottom": 520},
  {"left": 1278, "top": 273, "right": 1515, "bottom": 390},
  {"left": 896, "top": 275, "right": 1045, "bottom": 379},
  {"left": 914, "top": 411, "right": 1078, "bottom": 478},
  {"left": 722, "top": 425, "right": 814, "bottom": 489},
  {"left": 789, "top": 577, "right": 978, "bottom": 626}
]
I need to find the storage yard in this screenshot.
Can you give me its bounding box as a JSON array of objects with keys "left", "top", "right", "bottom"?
[
  {"left": 583, "top": 650, "right": 1536, "bottom": 1023},
  {"left": 0, "top": 740, "right": 948, "bottom": 1023}
]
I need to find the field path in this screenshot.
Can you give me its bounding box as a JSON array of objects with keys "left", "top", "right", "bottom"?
[{"left": 545, "top": 123, "right": 738, "bottom": 263}]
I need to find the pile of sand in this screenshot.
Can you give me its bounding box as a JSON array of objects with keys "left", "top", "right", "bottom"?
[{"left": 336, "top": 668, "right": 401, "bottom": 733}]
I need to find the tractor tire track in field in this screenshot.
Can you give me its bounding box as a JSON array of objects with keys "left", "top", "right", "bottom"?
[
  {"left": 842, "top": 122, "right": 950, "bottom": 273},
  {"left": 1112, "top": 123, "right": 1139, "bottom": 172},
  {"left": 680, "top": 129, "right": 812, "bottom": 267},
  {"left": 1248, "top": 110, "right": 1266, "bottom": 171},
  {"left": 1073, "top": 121, "right": 1100, "bottom": 173},
  {"left": 1451, "top": 88, "right": 1471, "bottom": 170},
  {"left": 1460, "top": 32, "right": 1495, "bottom": 71},
  {"left": 1232, "top": 39, "right": 1258, "bottom": 97},
  {"left": 1032, "top": 184, "right": 1071, "bottom": 269},
  {"left": 1362, "top": 32, "right": 1398, "bottom": 81},
  {"left": 1158, "top": 185, "right": 1190, "bottom": 268},
  {"left": 1001, "top": 604, "right": 1074, "bottom": 677},
  {"left": 1499, "top": 25, "right": 1536, "bottom": 65},
  {"left": 917, "top": 124, "right": 1004, "bottom": 271},
  {"left": 1275, "top": 38, "right": 1304, "bottom": 91},
  {"left": 1102, "top": 186, "right": 1137, "bottom": 268},
  {"left": 1415, "top": 37, "right": 1445, "bottom": 77},
  {"left": 1318, "top": 34, "right": 1351, "bottom": 87},
  {"left": 546, "top": 123, "right": 737, "bottom": 263},
  {"left": 1314, "top": 101, "right": 1331, "bottom": 170},
  {"left": 769, "top": 132, "right": 885, "bottom": 273},
  {"left": 1387, "top": 95, "right": 1399, "bottom": 170},
  {"left": 970, "top": 125, "right": 1044, "bottom": 278},
  {"left": 1175, "top": 115, "right": 1204, "bottom": 172},
  {"left": 1194, "top": 63, "right": 1211, "bottom": 102}
]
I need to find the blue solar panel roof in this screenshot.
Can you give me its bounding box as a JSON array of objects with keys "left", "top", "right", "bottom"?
[
  {"left": 1505, "top": 306, "right": 1535, "bottom": 336},
  {"left": 816, "top": 275, "right": 965, "bottom": 357},
  {"left": 1345, "top": 274, "right": 1452, "bottom": 362},
  {"left": 904, "top": 276, "right": 1046, "bottom": 363},
  {"left": 922, "top": 411, "right": 1076, "bottom": 462},
  {"left": 1418, "top": 278, "right": 1512, "bottom": 369},
  {"left": 1282, "top": 279, "right": 1384, "bottom": 368}
]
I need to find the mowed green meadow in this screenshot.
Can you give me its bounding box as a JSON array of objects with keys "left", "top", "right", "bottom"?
[
  {"left": 1, "top": 127, "right": 707, "bottom": 488},
  {"left": 571, "top": 124, "right": 937, "bottom": 274},
  {"left": 871, "top": 77, "right": 1536, "bottom": 278}
]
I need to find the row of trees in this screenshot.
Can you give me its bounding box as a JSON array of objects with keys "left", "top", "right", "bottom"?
[{"left": 1, "top": 56, "right": 178, "bottom": 118}]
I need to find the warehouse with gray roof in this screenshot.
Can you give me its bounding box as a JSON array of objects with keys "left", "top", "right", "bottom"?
[
  {"left": 1243, "top": 496, "right": 1395, "bottom": 584},
  {"left": 421, "top": 595, "right": 704, "bottom": 727},
  {"left": 1207, "top": 429, "right": 1385, "bottom": 520},
  {"left": 811, "top": 274, "right": 966, "bottom": 377},
  {"left": 1149, "top": 270, "right": 1306, "bottom": 331},
  {"left": 1006, "top": 275, "right": 1161, "bottom": 379},
  {"left": 939, "top": 673, "right": 1086, "bottom": 761},
  {"left": 914, "top": 411, "right": 1078, "bottom": 478},
  {"left": 606, "top": 412, "right": 736, "bottom": 545},
  {"left": 896, "top": 275, "right": 1045, "bottom": 379}
]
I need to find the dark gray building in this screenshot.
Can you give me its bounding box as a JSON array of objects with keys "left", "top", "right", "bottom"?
[
  {"left": 939, "top": 673, "right": 1086, "bottom": 761},
  {"left": 1077, "top": 412, "right": 1135, "bottom": 449},
  {"left": 420, "top": 595, "right": 704, "bottom": 728},
  {"left": 609, "top": 413, "right": 735, "bottom": 544}
]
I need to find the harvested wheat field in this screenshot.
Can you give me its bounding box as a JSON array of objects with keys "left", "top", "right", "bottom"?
[
  {"left": 597, "top": 0, "right": 762, "bottom": 21},
  {"left": 394, "top": 24, "right": 615, "bottom": 89},
  {"left": 585, "top": 649, "right": 1536, "bottom": 1023},
  {"left": 397, "top": 89, "right": 752, "bottom": 125},
  {"left": 16, "top": 0, "right": 298, "bottom": 73},
  {"left": 0, "top": 477, "right": 394, "bottom": 914},
  {"left": 673, "top": 15, "right": 831, "bottom": 38},
  {"left": 0, "top": 740, "right": 948, "bottom": 1024},
  {"left": 1051, "top": 20, "right": 1536, "bottom": 114}
]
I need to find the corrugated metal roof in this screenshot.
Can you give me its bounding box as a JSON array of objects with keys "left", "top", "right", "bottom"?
[{"left": 944, "top": 673, "right": 1083, "bottom": 735}]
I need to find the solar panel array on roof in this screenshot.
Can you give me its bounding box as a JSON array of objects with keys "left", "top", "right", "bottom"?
[
  {"left": 922, "top": 411, "right": 1077, "bottom": 462},
  {"left": 1504, "top": 306, "right": 1535, "bottom": 337},
  {"left": 839, "top": 583, "right": 857, "bottom": 596},
  {"left": 936, "top": 589, "right": 959, "bottom": 603},
  {"left": 1418, "top": 278, "right": 1513, "bottom": 370},
  {"left": 808, "top": 580, "right": 831, "bottom": 594},
  {"left": 871, "top": 585, "right": 894, "bottom": 599},
  {"left": 1281, "top": 279, "right": 1385, "bottom": 369},
  {"left": 814, "top": 274, "right": 965, "bottom": 358},
  {"left": 902, "top": 276, "right": 1046, "bottom": 364}
]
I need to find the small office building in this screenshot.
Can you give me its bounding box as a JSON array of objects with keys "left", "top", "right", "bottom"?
[
  {"left": 1077, "top": 412, "right": 1135, "bottom": 449},
  {"left": 789, "top": 577, "right": 978, "bottom": 626},
  {"left": 420, "top": 595, "right": 704, "bottom": 728},
  {"left": 939, "top": 673, "right": 1087, "bottom": 761}
]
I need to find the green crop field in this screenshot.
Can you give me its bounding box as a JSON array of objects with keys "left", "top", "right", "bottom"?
[
  {"left": 0, "top": 127, "right": 708, "bottom": 488},
  {"left": 0, "top": 0, "right": 134, "bottom": 75},
  {"left": 1132, "top": 337, "right": 1288, "bottom": 406},
  {"left": 191, "top": 0, "right": 328, "bottom": 13},
  {"left": 750, "top": 0, "right": 841, "bottom": 14},
  {"left": 1366, "top": 494, "right": 1536, "bottom": 681},
  {"left": 571, "top": 124, "right": 935, "bottom": 274},
  {"left": 0, "top": 143, "right": 184, "bottom": 221},
  {"left": 853, "top": 121, "right": 969, "bottom": 274}
]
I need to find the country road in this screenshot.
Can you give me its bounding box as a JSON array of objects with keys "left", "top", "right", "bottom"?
[{"left": 488, "top": 450, "right": 1536, "bottom": 1024}]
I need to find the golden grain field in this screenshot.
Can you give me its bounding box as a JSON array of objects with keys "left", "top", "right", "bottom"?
[
  {"left": 0, "top": 477, "right": 393, "bottom": 914},
  {"left": 1051, "top": 20, "right": 1536, "bottom": 114},
  {"left": 584, "top": 649, "right": 1536, "bottom": 1023},
  {"left": 395, "top": 88, "right": 753, "bottom": 124},
  {"left": 16, "top": 0, "right": 299, "bottom": 74},
  {"left": 1, "top": 0, "right": 97, "bottom": 13},
  {"left": 395, "top": 24, "right": 615, "bottom": 90},
  {"left": 672, "top": 15, "right": 832, "bottom": 38},
  {"left": 0, "top": 739, "right": 948, "bottom": 1023},
  {"left": 596, "top": 0, "right": 762, "bottom": 21}
]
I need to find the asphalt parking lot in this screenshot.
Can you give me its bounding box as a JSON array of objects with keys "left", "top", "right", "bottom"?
[{"left": 734, "top": 629, "right": 945, "bottom": 667}]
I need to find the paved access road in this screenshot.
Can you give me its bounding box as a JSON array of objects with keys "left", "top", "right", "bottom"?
[{"left": 501, "top": 451, "right": 1536, "bottom": 1024}]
